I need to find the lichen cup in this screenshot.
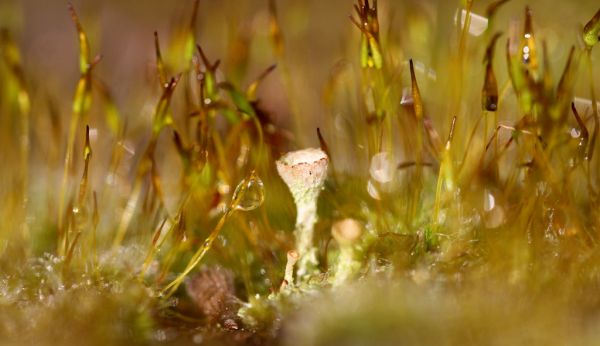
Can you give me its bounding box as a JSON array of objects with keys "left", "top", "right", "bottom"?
[{"left": 276, "top": 148, "right": 329, "bottom": 280}]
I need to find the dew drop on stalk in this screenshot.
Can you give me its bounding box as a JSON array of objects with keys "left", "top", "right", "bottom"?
[
  {"left": 483, "top": 190, "right": 495, "bottom": 212},
  {"left": 219, "top": 235, "right": 228, "bottom": 246},
  {"left": 231, "top": 172, "right": 264, "bottom": 211},
  {"left": 455, "top": 9, "right": 488, "bottom": 37},
  {"left": 570, "top": 128, "right": 581, "bottom": 139},
  {"left": 484, "top": 206, "right": 505, "bottom": 228},
  {"left": 370, "top": 151, "right": 393, "bottom": 183},
  {"left": 367, "top": 179, "right": 381, "bottom": 200},
  {"left": 520, "top": 7, "right": 538, "bottom": 71}
]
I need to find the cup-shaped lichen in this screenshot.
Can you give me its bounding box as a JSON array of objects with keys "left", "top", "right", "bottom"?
[{"left": 276, "top": 148, "right": 329, "bottom": 279}]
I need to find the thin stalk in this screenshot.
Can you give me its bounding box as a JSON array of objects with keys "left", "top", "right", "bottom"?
[
  {"left": 58, "top": 109, "right": 80, "bottom": 232},
  {"left": 139, "top": 217, "right": 170, "bottom": 280},
  {"left": 91, "top": 191, "right": 98, "bottom": 271},
  {"left": 161, "top": 208, "right": 234, "bottom": 297},
  {"left": 112, "top": 175, "right": 144, "bottom": 250},
  {"left": 112, "top": 76, "right": 180, "bottom": 250},
  {"left": 0, "top": 30, "right": 31, "bottom": 245},
  {"left": 586, "top": 52, "right": 599, "bottom": 189},
  {"left": 267, "top": 0, "right": 303, "bottom": 143},
  {"left": 433, "top": 116, "right": 456, "bottom": 224},
  {"left": 160, "top": 171, "right": 261, "bottom": 297},
  {"left": 409, "top": 59, "right": 424, "bottom": 222},
  {"left": 58, "top": 4, "right": 95, "bottom": 250},
  {"left": 452, "top": 0, "right": 474, "bottom": 115}
]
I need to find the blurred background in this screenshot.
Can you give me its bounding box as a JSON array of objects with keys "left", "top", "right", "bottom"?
[
  {"left": 1, "top": 0, "right": 599, "bottom": 146},
  {"left": 1, "top": 0, "right": 599, "bottom": 235}
]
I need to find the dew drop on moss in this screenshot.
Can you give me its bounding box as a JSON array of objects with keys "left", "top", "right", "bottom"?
[{"left": 232, "top": 172, "right": 265, "bottom": 211}]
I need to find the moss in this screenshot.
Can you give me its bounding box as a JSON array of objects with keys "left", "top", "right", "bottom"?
[{"left": 1, "top": 0, "right": 600, "bottom": 344}]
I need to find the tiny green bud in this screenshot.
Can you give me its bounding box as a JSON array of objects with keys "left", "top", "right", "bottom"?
[
  {"left": 331, "top": 219, "right": 363, "bottom": 286},
  {"left": 281, "top": 250, "right": 299, "bottom": 290}
]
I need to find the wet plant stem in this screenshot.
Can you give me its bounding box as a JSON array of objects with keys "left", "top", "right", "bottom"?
[
  {"left": 587, "top": 52, "right": 599, "bottom": 185},
  {"left": 160, "top": 170, "right": 262, "bottom": 297},
  {"left": 58, "top": 76, "right": 90, "bottom": 255},
  {"left": 411, "top": 118, "right": 424, "bottom": 223},
  {"left": 161, "top": 208, "right": 235, "bottom": 298},
  {"left": 453, "top": 0, "right": 473, "bottom": 115},
  {"left": 112, "top": 171, "right": 144, "bottom": 250}
]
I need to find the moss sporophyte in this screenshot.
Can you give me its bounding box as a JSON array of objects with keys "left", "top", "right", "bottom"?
[{"left": 3, "top": 0, "right": 600, "bottom": 344}]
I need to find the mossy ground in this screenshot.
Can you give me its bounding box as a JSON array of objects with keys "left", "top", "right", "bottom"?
[{"left": 1, "top": 0, "right": 600, "bottom": 345}]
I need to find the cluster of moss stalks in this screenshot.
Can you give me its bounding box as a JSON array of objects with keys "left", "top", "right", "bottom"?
[{"left": 1, "top": 0, "right": 600, "bottom": 344}]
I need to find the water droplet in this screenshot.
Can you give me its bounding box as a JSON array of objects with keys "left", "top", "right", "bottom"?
[
  {"left": 219, "top": 235, "right": 228, "bottom": 246},
  {"left": 192, "top": 333, "right": 204, "bottom": 344},
  {"left": 484, "top": 205, "right": 505, "bottom": 229},
  {"left": 154, "top": 329, "right": 167, "bottom": 342},
  {"left": 367, "top": 179, "right": 381, "bottom": 200},
  {"left": 217, "top": 180, "right": 230, "bottom": 195},
  {"left": 370, "top": 152, "right": 393, "bottom": 183},
  {"left": 484, "top": 190, "right": 496, "bottom": 212},
  {"left": 437, "top": 209, "right": 447, "bottom": 224},
  {"left": 455, "top": 9, "right": 489, "bottom": 37},
  {"left": 231, "top": 172, "right": 265, "bottom": 211}
]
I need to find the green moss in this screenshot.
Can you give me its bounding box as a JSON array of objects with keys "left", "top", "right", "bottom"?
[{"left": 1, "top": 0, "right": 600, "bottom": 344}]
